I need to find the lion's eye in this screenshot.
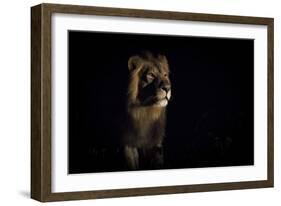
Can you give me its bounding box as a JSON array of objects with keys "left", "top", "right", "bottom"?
[
  {"left": 146, "top": 73, "right": 155, "bottom": 81},
  {"left": 163, "top": 73, "right": 168, "bottom": 77}
]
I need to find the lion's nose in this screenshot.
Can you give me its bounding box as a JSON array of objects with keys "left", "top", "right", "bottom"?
[{"left": 161, "top": 84, "right": 171, "bottom": 93}]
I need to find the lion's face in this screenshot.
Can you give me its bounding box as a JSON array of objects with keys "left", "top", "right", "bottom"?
[{"left": 128, "top": 53, "right": 171, "bottom": 107}]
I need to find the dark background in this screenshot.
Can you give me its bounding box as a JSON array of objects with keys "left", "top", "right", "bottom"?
[{"left": 68, "top": 31, "right": 254, "bottom": 174}]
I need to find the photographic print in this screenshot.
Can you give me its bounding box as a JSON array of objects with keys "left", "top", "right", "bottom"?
[
  {"left": 31, "top": 3, "right": 273, "bottom": 202},
  {"left": 68, "top": 31, "right": 254, "bottom": 173}
]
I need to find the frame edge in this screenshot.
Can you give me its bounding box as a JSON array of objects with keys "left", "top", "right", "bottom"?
[
  {"left": 267, "top": 18, "right": 274, "bottom": 187},
  {"left": 31, "top": 3, "right": 53, "bottom": 202},
  {"left": 31, "top": 4, "right": 43, "bottom": 202},
  {"left": 39, "top": 3, "right": 273, "bottom": 25}
]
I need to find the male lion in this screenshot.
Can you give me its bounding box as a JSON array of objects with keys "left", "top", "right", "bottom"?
[{"left": 123, "top": 52, "right": 172, "bottom": 170}]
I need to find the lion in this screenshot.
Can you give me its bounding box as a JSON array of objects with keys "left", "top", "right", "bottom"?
[{"left": 122, "top": 52, "right": 172, "bottom": 170}]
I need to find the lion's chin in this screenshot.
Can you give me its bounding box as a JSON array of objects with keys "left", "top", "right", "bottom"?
[{"left": 153, "top": 99, "right": 168, "bottom": 107}]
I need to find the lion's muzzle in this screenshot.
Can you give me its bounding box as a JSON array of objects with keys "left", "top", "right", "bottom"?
[{"left": 155, "top": 85, "right": 171, "bottom": 107}]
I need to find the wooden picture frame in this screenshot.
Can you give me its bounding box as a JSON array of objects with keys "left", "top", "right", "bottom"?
[{"left": 31, "top": 3, "right": 274, "bottom": 202}]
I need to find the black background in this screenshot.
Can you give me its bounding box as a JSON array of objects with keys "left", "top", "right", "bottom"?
[{"left": 68, "top": 31, "right": 254, "bottom": 174}]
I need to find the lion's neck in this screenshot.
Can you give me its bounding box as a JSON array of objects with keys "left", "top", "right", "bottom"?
[
  {"left": 126, "top": 106, "right": 166, "bottom": 147},
  {"left": 128, "top": 106, "right": 165, "bottom": 122}
]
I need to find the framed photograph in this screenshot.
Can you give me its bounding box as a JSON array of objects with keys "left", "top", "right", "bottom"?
[{"left": 31, "top": 3, "right": 274, "bottom": 202}]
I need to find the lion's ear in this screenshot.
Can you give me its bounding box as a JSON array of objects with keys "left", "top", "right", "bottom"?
[
  {"left": 158, "top": 55, "right": 168, "bottom": 65},
  {"left": 128, "top": 55, "right": 142, "bottom": 71},
  {"left": 158, "top": 55, "right": 169, "bottom": 72}
]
